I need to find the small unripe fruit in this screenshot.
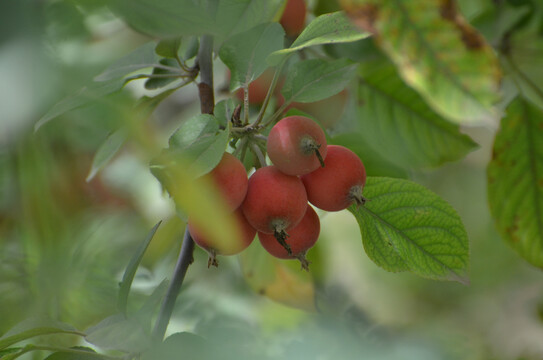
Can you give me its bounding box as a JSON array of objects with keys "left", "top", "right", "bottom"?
[
  {"left": 188, "top": 208, "right": 256, "bottom": 266},
  {"left": 267, "top": 116, "right": 327, "bottom": 176},
  {"left": 259, "top": 205, "right": 319, "bottom": 270},
  {"left": 203, "top": 152, "right": 248, "bottom": 210},
  {"left": 301, "top": 145, "right": 367, "bottom": 211},
  {"left": 280, "top": 0, "right": 307, "bottom": 37},
  {"left": 241, "top": 166, "right": 308, "bottom": 254}
]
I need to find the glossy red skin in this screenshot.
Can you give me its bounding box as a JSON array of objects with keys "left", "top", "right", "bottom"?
[
  {"left": 280, "top": 0, "right": 307, "bottom": 37},
  {"left": 267, "top": 116, "right": 328, "bottom": 176},
  {"left": 259, "top": 205, "right": 319, "bottom": 259},
  {"left": 203, "top": 152, "right": 248, "bottom": 210},
  {"left": 188, "top": 208, "right": 256, "bottom": 255},
  {"left": 241, "top": 166, "right": 307, "bottom": 233},
  {"left": 301, "top": 145, "right": 366, "bottom": 212}
]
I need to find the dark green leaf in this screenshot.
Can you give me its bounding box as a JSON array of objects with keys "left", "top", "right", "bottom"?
[
  {"left": 268, "top": 11, "right": 370, "bottom": 65},
  {"left": 357, "top": 62, "right": 478, "bottom": 168},
  {"left": 281, "top": 58, "right": 357, "bottom": 103},
  {"left": 117, "top": 221, "right": 162, "bottom": 314},
  {"left": 94, "top": 42, "right": 160, "bottom": 81},
  {"left": 155, "top": 38, "right": 181, "bottom": 58},
  {"left": 86, "top": 130, "right": 127, "bottom": 182},
  {"left": 214, "top": 99, "right": 237, "bottom": 129},
  {"left": 349, "top": 177, "right": 469, "bottom": 283},
  {"left": 220, "top": 22, "right": 284, "bottom": 91},
  {"left": 487, "top": 97, "right": 543, "bottom": 267},
  {"left": 85, "top": 314, "right": 151, "bottom": 353},
  {"left": 35, "top": 78, "right": 126, "bottom": 130}
]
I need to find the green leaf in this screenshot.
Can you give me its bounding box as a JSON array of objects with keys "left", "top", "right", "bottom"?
[
  {"left": 349, "top": 177, "right": 469, "bottom": 283},
  {"left": 357, "top": 62, "right": 478, "bottom": 168},
  {"left": 267, "top": 11, "right": 371, "bottom": 65},
  {"left": 341, "top": 0, "right": 501, "bottom": 124},
  {"left": 330, "top": 133, "right": 409, "bottom": 178},
  {"left": 94, "top": 42, "right": 160, "bottom": 81},
  {"left": 487, "top": 97, "right": 543, "bottom": 267},
  {"left": 109, "top": 0, "right": 213, "bottom": 38},
  {"left": 86, "top": 130, "right": 127, "bottom": 182},
  {"left": 109, "top": 0, "right": 284, "bottom": 46},
  {"left": 35, "top": 78, "right": 126, "bottom": 130},
  {"left": 44, "top": 347, "right": 98, "bottom": 360},
  {"left": 214, "top": 99, "right": 237, "bottom": 129},
  {"left": 117, "top": 221, "right": 162, "bottom": 314},
  {"left": 85, "top": 314, "right": 151, "bottom": 353},
  {"left": 0, "top": 348, "right": 22, "bottom": 357},
  {"left": 167, "top": 114, "right": 230, "bottom": 178},
  {"left": 0, "top": 319, "right": 83, "bottom": 350},
  {"left": 142, "top": 332, "right": 216, "bottom": 360},
  {"left": 281, "top": 58, "right": 358, "bottom": 103},
  {"left": 144, "top": 59, "right": 180, "bottom": 90},
  {"left": 220, "top": 22, "right": 284, "bottom": 91},
  {"left": 155, "top": 38, "right": 181, "bottom": 58}
]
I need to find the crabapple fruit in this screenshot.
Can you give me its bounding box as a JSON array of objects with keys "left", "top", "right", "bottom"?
[
  {"left": 188, "top": 208, "right": 256, "bottom": 266},
  {"left": 202, "top": 152, "right": 248, "bottom": 210},
  {"left": 301, "top": 145, "right": 366, "bottom": 211},
  {"left": 258, "top": 205, "right": 319, "bottom": 270},
  {"left": 267, "top": 116, "right": 328, "bottom": 176},
  {"left": 280, "top": 0, "right": 307, "bottom": 37},
  {"left": 241, "top": 166, "right": 307, "bottom": 254}
]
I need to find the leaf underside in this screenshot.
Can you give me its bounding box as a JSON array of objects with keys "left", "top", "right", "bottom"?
[{"left": 487, "top": 97, "right": 543, "bottom": 267}]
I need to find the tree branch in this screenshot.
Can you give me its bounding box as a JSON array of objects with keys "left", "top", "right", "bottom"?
[{"left": 152, "top": 34, "right": 215, "bottom": 342}]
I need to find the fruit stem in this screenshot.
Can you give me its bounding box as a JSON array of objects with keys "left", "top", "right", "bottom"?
[
  {"left": 251, "top": 142, "right": 267, "bottom": 168},
  {"left": 295, "top": 252, "right": 311, "bottom": 271},
  {"left": 253, "top": 58, "right": 288, "bottom": 127},
  {"left": 207, "top": 249, "right": 219, "bottom": 268}
]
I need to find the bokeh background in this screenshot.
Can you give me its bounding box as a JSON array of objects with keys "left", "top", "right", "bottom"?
[{"left": 1, "top": 1, "right": 543, "bottom": 359}]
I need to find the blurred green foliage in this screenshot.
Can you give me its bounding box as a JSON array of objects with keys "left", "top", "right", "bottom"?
[{"left": 1, "top": 1, "right": 543, "bottom": 360}]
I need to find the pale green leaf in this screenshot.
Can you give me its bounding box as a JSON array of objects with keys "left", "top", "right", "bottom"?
[
  {"left": 358, "top": 62, "right": 478, "bottom": 168},
  {"left": 281, "top": 58, "right": 358, "bottom": 103},
  {"left": 94, "top": 42, "right": 160, "bottom": 81},
  {"left": 35, "top": 78, "right": 126, "bottom": 130},
  {"left": 117, "top": 221, "right": 162, "bottom": 314},
  {"left": 0, "top": 319, "right": 83, "bottom": 350},
  {"left": 85, "top": 314, "right": 151, "bottom": 353},
  {"left": 349, "top": 177, "right": 469, "bottom": 283},
  {"left": 155, "top": 38, "right": 181, "bottom": 59},
  {"left": 341, "top": 0, "right": 501, "bottom": 124},
  {"left": 219, "top": 22, "right": 284, "bottom": 91},
  {"left": 268, "top": 11, "right": 371, "bottom": 65},
  {"left": 487, "top": 97, "right": 543, "bottom": 267},
  {"left": 86, "top": 130, "right": 127, "bottom": 182}
]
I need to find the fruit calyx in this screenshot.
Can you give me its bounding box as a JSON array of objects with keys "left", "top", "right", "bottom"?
[
  {"left": 348, "top": 185, "right": 368, "bottom": 207},
  {"left": 300, "top": 135, "right": 325, "bottom": 168}
]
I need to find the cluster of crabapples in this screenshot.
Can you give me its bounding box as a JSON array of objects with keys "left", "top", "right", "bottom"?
[{"left": 188, "top": 116, "right": 367, "bottom": 270}]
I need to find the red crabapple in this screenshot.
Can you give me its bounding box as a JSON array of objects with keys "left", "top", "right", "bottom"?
[
  {"left": 301, "top": 145, "right": 367, "bottom": 211},
  {"left": 258, "top": 205, "right": 319, "bottom": 270},
  {"left": 188, "top": 208, "right": 256, "bottom": 267},
  {"left": 202, "top": 152, "right": 248, "bottom": 210},
  {"left": 267, "top": 116, "right": 328, "bottom": 176},
  {"left": 241, "top": 166, "right": 307, "bottom": 255},
  {"left": 280, "top": 0, "right": 307, "bottom": 37}
]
